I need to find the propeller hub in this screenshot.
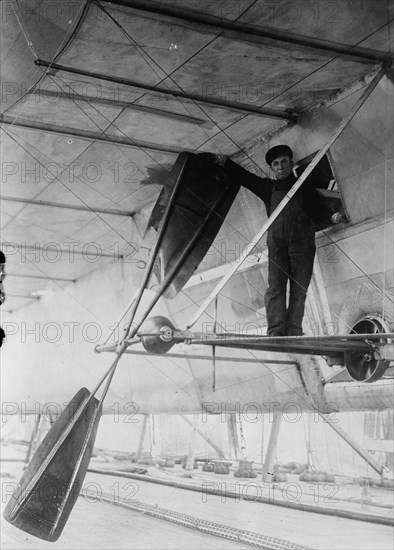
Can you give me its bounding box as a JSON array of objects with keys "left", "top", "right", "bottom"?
[{"left": 140, "top": 316, "right": 176, "bottom": 354}]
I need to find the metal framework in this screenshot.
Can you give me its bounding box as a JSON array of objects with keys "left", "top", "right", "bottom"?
[
  {"left": 166, "top": 330, "right": 394, "bottom": 355},
  {"left": 94, "top": 345, "right": 297, "bottom": 365}
]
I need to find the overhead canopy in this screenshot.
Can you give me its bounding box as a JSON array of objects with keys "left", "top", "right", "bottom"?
[{"left": 1, "top": 0, "right": 392, "bottom": 311}]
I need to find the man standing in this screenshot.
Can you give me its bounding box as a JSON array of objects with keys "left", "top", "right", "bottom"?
[{"left": 230, "top": 145, "right": 345, "bottom": 336}]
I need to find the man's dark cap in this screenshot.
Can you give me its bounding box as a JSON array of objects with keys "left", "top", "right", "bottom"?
[{"left": 265, "top": 145, "right": 293, "bottom": 166}]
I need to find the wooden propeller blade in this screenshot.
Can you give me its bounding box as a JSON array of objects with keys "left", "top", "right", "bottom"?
[{"left": 3, "top": 388, "right": 101, "bottom": 542}]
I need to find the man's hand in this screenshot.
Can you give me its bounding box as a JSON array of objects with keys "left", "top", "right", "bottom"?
[{"left": 331, "top": 212, "right": 348, "bottom": 224}]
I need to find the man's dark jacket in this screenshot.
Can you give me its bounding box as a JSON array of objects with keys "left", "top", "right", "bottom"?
[{"left": 227, "top": 160, "right": 334, "bottom": 238}]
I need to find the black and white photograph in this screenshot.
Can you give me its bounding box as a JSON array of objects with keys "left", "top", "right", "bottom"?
[{"left": 1, "top": 1, "right": 393, "bottom": 549}]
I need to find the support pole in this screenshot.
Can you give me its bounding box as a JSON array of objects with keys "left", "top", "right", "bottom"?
[
  {"left": 262, "top": 412, "right": 282, "bottom": 482},
  {"left": 149, "top": 414, "right": 156, "bottom": 457},
  {"left": 226, "top": 413, "right": 240, "bottom": 460},
  {"left": 135, "top": 414, "right": 149, "bottom": 462},
  {"left": 304, "top": 413, "right": 316, "bottom": 471},
  {"left": 185, "top": 415, "right": 199, "bottom": 471},
  {"left": 260, "top": 415, "right": 264, "bottom": 480},
  {"left": 180, "top": 415, "right": 226, "bottom": 459},
  {"left": 186, "top": 64, "right": 388, "bottom": 330}
]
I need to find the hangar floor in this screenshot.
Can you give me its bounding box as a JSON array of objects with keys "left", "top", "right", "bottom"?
[{"left": 1, "top": 452, "right": 393, "bottom": 550}]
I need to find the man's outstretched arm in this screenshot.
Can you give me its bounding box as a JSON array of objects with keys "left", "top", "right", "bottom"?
[{"left": 226, "top": 159, "right": 272, "bottom": 205}]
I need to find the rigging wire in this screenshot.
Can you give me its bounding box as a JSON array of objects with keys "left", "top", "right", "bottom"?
[
  {"left": 7, "top": 1, "right": 173, "bottom": 214},
  {"left": 11, "top": 0, "right": 39, "bottom": 60},
  {"left": 43, "top": 73, "right": 261, "bottom": 277},
  {"left": 4, "top": 0, "right": 274, "bottom": 314},
  {"left": 4, "top": 88, "right": 385, "bottom": 339},
  {"left": 0, "top": 1, "right": 99, "bottom": 230},
  {"left": 54, "top": 73, "right": 365, "bottom": 336},
  {"left": 1, "top": 128, "right": 139, "bottom": 254},
  {"left": 1, "top": 0, "right": 89, "bottom": 119},
  {"left": 0, "top": 4, "right": 390, "bottom": 444},
  {"left": 183, "top": 19, "right": 394, "bottom": 304},
  {"left": 196, "top": 18, "right": 394, "bottom": 150},
  {"left": 107, "top": 0, "right": 261, "bottom": 112},
  {"left": 167, "top": 287, "right": 326, "bottom": 405},
  {"left": 9, "top": 0, "right": 388, "bottom": 327},
  {"left": 50, "top": 71, "right": 173, "bottom": 175},
  {"left": 92, "top": 0, "right": 271, "bottom": 171},
  {"left": 79, "top": 2, "right": 393, "bottom": 316},
  {"left": 0, "top": 226, "right": 111, "bottom": 330},
  {"left": 0, "top": 206, "right": 370, "bottom": 423},
  {"left": 4, "top": 73, "right": 274, "bottom": 323},
  {"left": 5, "top": 0, "right": 392, "bottom": 358}
]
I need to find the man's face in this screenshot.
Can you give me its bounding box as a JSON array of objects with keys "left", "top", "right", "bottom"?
[{"left": 270, "top": 155, "right": 293, "bottom": 180}]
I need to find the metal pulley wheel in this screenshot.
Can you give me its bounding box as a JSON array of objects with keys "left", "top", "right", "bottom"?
[{"left": 344, "top": 316, "right": 391, "bottom": 383}]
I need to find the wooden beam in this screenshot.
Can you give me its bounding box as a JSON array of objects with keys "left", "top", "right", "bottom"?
[
  {"left": 135, "top": 414, "right": 149, "bottom": 461},
  {"left": 0, "top": 115, "right": 187, "bottom": 155},
  {"left": 27, "top": 89, "right": 210, "bottom": 127},
  {"left": 185, "top": 414, "right": 199, "bottom": 470},
  {"left": 262, "top": 412, "right": 282, "bottom": 482},
  {"left": 226, "top": 413, "right": 240, "bottom": 459},
  {"left": 0, "top": 195, "right": 133, "bottom": 217},
  {"left": 101, "top": 0, "right": 391, "bottom": 63}
]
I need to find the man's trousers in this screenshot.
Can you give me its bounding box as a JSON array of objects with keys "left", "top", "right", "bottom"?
[{"left": 265, "top": 237, "right": 316, "bottom": 336}]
